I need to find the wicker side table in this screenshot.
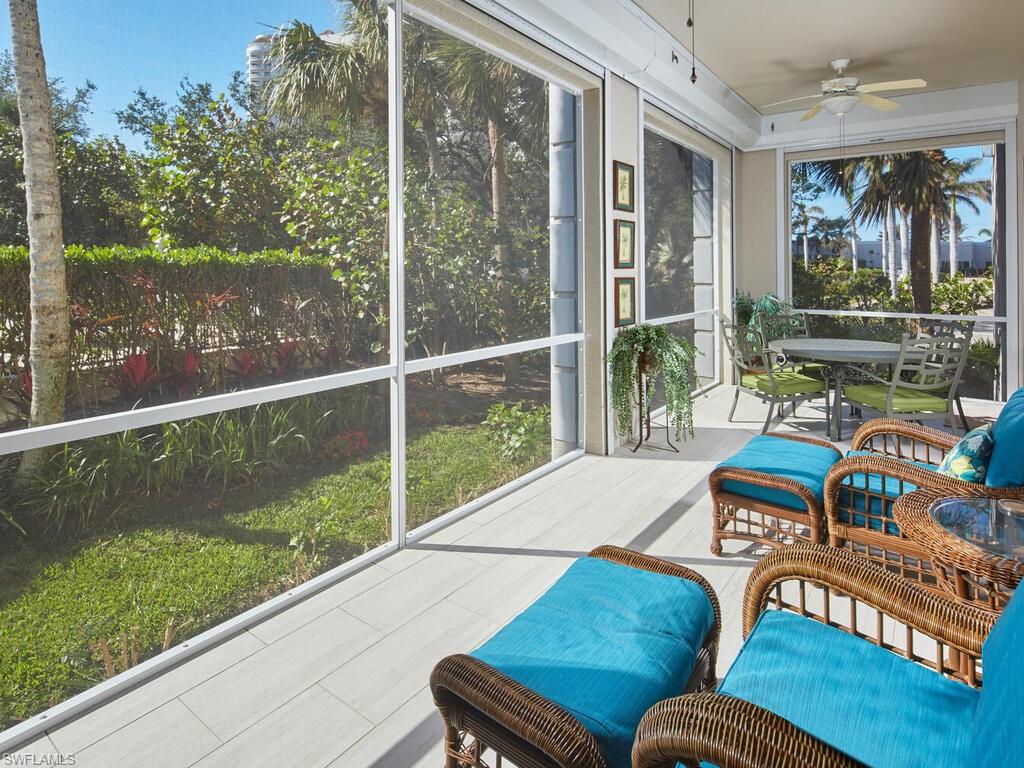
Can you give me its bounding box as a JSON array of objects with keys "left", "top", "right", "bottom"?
[{"left": 894, "top": 488, "right": 1024, "bottom": 611}]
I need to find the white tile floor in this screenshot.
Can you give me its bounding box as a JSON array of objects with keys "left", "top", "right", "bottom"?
[{"left": 9, "top": 387, "right": 999, "bottom": 767}]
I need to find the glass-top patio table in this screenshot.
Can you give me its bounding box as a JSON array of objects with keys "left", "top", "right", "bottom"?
[{"left": 768, "top": 337, "right": 902, "bottom": 439}]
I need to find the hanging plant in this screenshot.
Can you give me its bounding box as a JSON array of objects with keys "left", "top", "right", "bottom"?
[{"left": 608, "top": 323, "right": 698, "bottom": 440}]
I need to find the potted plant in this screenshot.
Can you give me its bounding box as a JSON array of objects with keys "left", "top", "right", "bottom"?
[
  {"left": 733, "top": 291, "right": 791, "bottom": 340},
  {"left": 608, "top": 323, "right": 698, "bottom": 441}
]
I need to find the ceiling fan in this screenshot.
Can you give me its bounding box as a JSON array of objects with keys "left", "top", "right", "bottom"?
[{"left": 762, "top": 58, "right": 927, "bottom": 121}]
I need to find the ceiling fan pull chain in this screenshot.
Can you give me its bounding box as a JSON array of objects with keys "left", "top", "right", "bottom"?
[{"left": 688, "top": 0, "right": 698, "bottom": 84}]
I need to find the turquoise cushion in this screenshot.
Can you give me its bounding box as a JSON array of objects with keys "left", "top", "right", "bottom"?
[
  {"left": 719, "top": 610, "right": 978, "bottom": 768},
  {"left": 472, "top": 556, "right": 714, "bottom": 768},
  {"left": 836, "top": 450, "right": 938, "bottom": 534},
  {"left": 972, "top": 587, "right": 1024, "bottom": 765},
  {"left": 987, "top": 387, "right": 1024, "bottom": 488},
  {"left": 717, "top": 435, "right": 840, "bottom": 511},
  {"left": 937, "top": 424, "right": 994, "bottom": 483}
]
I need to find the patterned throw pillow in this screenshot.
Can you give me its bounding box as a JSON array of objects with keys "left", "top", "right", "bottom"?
[{"left": 937, "top": 424, "right": 995, "bottom": 483}]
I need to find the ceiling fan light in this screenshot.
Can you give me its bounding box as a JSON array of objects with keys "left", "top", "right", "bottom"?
[{"left": 822, "top": 94, "right": 859, "bottom": 116}]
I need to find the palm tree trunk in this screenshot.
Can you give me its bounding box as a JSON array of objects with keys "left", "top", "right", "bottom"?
[
  {"left": 880, "top": 222, "right": 888, "bottom": 276},
  {"left": 802, "top": 232, "right": 809, "bottom": 270},
  {"left": 949, "top": 197, "right": 959, "bottom": 277},
  {"left": 9, "top": 0, "right": 70, "bottom": 486},
  {"left": 885, "top": 199, "right": 897, "bottom": 296},
  {"left": 421, "top": 101, "right": 443, "bottom": 179},
  {"left": 848, "top": 212, "right": 858, "bottom": 273},
  {"left": 930, "top": 210, "right": 941, "bottom": 281},
  {"left": 910, "top": 204, "right": 933, "bottom": 312},
  {"left": 898, "top": 206, "right": 910, "bottom": 277},
  {"left": 487, "top": 117, "right": 518, "bottom": 384}
]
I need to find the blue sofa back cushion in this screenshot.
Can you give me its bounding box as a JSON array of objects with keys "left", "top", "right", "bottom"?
[
  {"left": 972, "top": 586, "right": 1024, "bottom": 765},
  {"left": 716, "top": 435, "right": 840, "bottom": 511},
  {"left": 472, "top": 556, "right": 714, "bottom": 768},
  {"left": 718, "top": 610, "right": 977, "bottom": 768},
  {"left": 987, "top": 387, "right": 1024, "bottom": 488}
]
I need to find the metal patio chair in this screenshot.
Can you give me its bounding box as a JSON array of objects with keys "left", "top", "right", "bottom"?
[{"left": 723, "top": 322, "right": 829, "bottom": 434}]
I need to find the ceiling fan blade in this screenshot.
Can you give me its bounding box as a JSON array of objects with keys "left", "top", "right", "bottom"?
[
  {"left": 857, "top": 78, "right": 927, "bottom": 93},
  {"left": 799, "top": 102, "right": 823, "bottom": 121},
  {"left": 761, "top": 94, "right": 823, "bottom": 109},
  {"left": 859, "top": 92, "right": 900, "bottom": 111}
]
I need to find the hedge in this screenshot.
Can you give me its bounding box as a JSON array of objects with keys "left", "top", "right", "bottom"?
[{"left": 0, "top": 245, "right": 380, "bottom": 399}]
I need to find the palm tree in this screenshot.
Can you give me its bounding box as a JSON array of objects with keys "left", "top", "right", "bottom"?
[
  {"left": 888, "top": 150, "right": 948, "bottom": 312},
  {"left": 791, "top": 202, "right": 825, "bottom": 269},
  {"left": 853, "top": 155, "right": 896, "bottom": 296},
  {"left": 942, "top": 156, "right": 990, "bottom": 277},
  {"left": 436, "top": 39, "right": 546, "bottom": 383},
  {"left": 7, "top": 0, "right": 70, "bottom": 484},
  {"left": 267, "top": 1, "right": 446, "bottom": 178},
  {"left": 808, "top": 158, "right": 860, "bottom": 272}
]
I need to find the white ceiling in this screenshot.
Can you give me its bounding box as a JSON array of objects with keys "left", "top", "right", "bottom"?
[{"left": 634, "top": 0, "right": 1024, "bottom": 114}]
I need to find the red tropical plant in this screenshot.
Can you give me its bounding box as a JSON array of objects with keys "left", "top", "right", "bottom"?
[
  {"left": 170, "top": 349, "right": 202, "bottom": 397},
  {"left": 273, "top": 341, "right": 301, "bottom": 378},
  {"left": 111, "top": 353, "right": 161, "bottom": 400},
  {"left": 20, "top": 370, "right": 31, "bottom": 399},
  {"left": 230, "top": 350, "right": 263, "bottom": 385},
  {"left": 320, "top": 429, "right": 370, "bottom": 462},
  {"left": 315, "top": 344, "right": 342, "bottom": 370}
]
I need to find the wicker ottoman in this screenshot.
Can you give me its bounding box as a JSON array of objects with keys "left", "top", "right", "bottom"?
[
  {"left": 710, "top": 433, "right": 842, "bottom": 554},
  {"left": 429, "top": 545, "right": 720, "bottom": 768}
]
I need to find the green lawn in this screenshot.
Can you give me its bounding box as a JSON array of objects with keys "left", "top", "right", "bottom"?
[{"left": 0, "top": 423, "right": 547, "bottom": 728}]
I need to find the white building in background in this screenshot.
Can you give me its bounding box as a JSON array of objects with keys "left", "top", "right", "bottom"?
[
  {"left": 246, "top": 30, "right": 348, "bottom": 92},
  {"left": 794, "top": 239, "right": 994, "bottom": 275},
  {"left": 246, "top": 35, "right": 274, "bottom": 91}
]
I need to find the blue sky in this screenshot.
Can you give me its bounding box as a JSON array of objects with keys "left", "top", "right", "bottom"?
[
  {"left": 809, "top": 145, "right": 994, "bottom": 240},
  {"left": 0, "top": 1, "right": 998, "bottom": 238},
  {"left": 0, "top": 1, "right": 340, "bottom": 146}
]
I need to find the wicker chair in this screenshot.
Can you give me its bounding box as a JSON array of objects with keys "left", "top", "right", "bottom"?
[
  {"left": 822, "top": 418, "right": 1024, "bottom": 588},
  {"left": 632, "top": 543, "right": 1016, "bottom": 768},
  {"left": 722, "top": 322, "right": 829, "bottom": 434}
]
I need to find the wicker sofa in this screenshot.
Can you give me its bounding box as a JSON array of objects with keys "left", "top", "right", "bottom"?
[
  {"left": 632, "top": 543, "right": 1020, "bottom": 768},
  {"left": 823, "top": 416, "right": 1024, "bottom": 588}
]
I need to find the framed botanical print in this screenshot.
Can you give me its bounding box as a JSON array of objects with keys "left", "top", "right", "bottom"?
[
  {"left": 613, "top": 219, "right": 635, "bottom": 268},
  {"left": 613, "top": 277, "right": 636, "bottom": 327},
  {"left": 612, "top": 161, "right": 635, "bottom": 212}
]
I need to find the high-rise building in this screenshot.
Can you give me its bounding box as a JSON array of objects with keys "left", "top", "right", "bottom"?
[
  {"left": 246, "top": 34, "right": 275, "bottom": 91},
  {"left": 246, "top": 30, "right": 347, "bottom": 92}
]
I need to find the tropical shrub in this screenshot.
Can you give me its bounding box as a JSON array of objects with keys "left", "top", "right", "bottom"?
[
  {"left": 482, "top": 402, "right": 550, "bottom": 460},
  {"left": 932, "top": 272, "right": 994, "bottom": 316}
]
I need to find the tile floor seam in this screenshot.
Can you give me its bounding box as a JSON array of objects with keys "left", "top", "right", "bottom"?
[
  {"left": 46, "top": 631, "right": 268, "bottom": 756},
  {"left": 177, "top": 696, "right": 226, "bottom": 766},
  {"left": 250, "top": 570, "right": 400, "bottom": 646}
]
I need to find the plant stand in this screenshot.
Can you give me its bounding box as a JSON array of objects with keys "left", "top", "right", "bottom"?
[{"left": 632, "top": 359, "right": 679, "bottom": 454}]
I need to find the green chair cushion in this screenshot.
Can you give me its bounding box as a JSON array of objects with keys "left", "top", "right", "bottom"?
[
  {"left": 741, "top": 371, "right": 826, "bottom": 396},
  {"left": 718, "top": 610, "right": 978, "bottom": 768},
  {"left": 717, "top": 435, "right": 840, "bottom": 512},
  {"left": 843, "top": 384, "right": 948, "bottom": 414},
  {"left": 472, "top": 556, "right": 714, "bottom": 768}
]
